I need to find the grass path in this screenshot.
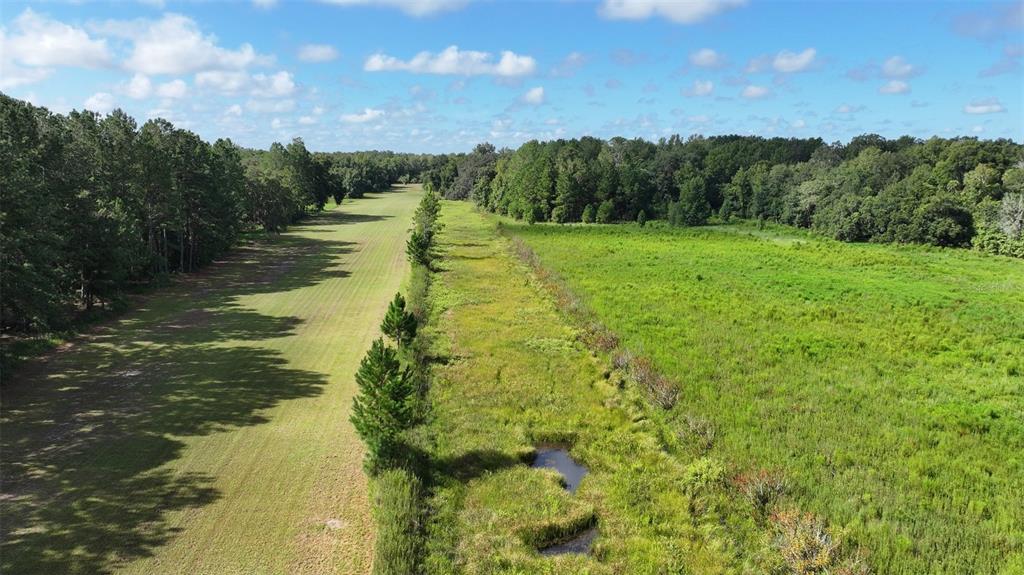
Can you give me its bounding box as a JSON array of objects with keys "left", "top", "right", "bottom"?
[{"left": 1, "top": 186, "right": 421, "bottom": 575}]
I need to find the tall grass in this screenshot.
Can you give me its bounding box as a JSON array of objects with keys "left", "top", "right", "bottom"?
[
  {"left": 371, "top": 469, "right": 423, "bottom": 575},
  {"left": 506, "top": 218, "right": 1024, "bottom": 574}
]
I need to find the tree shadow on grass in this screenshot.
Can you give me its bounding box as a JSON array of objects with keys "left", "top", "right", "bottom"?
[{"left": 1, "top": 214, "right": 367, "bottom": 574}]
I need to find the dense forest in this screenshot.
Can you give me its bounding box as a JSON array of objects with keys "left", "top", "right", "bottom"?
[
  {"left": 0, "top": 94, "right": 438, "bottom": 334},
  {"left": 428, "top": 135, "right": 1024, "bottom": 257}
]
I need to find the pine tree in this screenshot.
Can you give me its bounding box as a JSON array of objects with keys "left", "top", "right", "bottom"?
[
  {"left": 350, "top": 338, "right": 416, "bottom": 472},
  {"left": 406, "top": 230, "right": 432, "bottom": 266},
  {"left": 381, "top": 292, "right": 417, "bottom": 346}
]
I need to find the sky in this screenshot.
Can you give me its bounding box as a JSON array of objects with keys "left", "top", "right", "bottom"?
[{"left": 1, "top": 0, "right": 1022, "bottom": 153}]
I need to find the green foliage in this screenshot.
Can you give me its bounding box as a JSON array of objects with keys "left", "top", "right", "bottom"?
[
  {"left": 510, "top": 220, "right": 1024, "bottom": 574},
  {"left": 636, "top": 209, "right": 647, "bottom": 227},
  {"left": 351, "top": 338, "right": 417, "bottom": 473},
  {"left": 381, "top": 292, "right": 417, "bottom": 347},
  {"left": 371, "top": 468, "right": 423, "bottom": 575},
  {"left": 581, "top": 203, "right": 596, "bottom": 223},
  {"left": 407, "top": 188, "right": 443, "bottom": 266},
  {"left": 459, "top": 133, "right": 1023, "bottom": 256}
]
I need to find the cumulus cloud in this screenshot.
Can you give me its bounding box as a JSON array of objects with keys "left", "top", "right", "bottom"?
[
  {"left": 741, "top": 85, "right": 770, "bottom": 99},
  {"left": 772, "top": 48, "right": 816, "bottom": 73},
  {"left": 2, "top": 9, "right": 113, "bottom": 69},
  {"left": 599, "top": 0, "right": 746, "bottom": 24},
  {"left": 225, "top": 104, "right": 243, "bottom": 116},
  {"left": 125, "top": 73, "right": 153, "bottom": 99},
  {"left": 250, "top": 71, "right": 296, "bottom": 97},
  {"left": 84, "top": 92, "right": 117, "bottom": 114},
  {"left": 94, "top": 13, "right": 265, "bottom": 75},
  {"left": 341, "top": 107, "right": 385, "bottom": 123},
  {"left": 298, "top": 44, "right": 339, "bottom": 62},
  {"left": 685, "top": 79, "right": 714, "bottom": 96},
  {"left": 521, "top": 86, "right": 545, "bottom": 105},
  {"left": 879, "top": 80, "right": 910, "bottom": 94},
  {"left": 689, "top": 48, "right": 725, "bottom": 68},
  {"left": 246, "top": 98, "right": 295, "bottom": 113},
  {"left": 319, "top": 0, "right": 468, "bottom": 16},
  {"left": 364, "top": 45, "right": 535, "bottom": 76},
  {"left": 196, "top": 69, "right": 295, "bottom": 98},
  {"left": 964, "top": 98, "right": 1006, "bottom": 114},
  {"left": 298, "top": 115, "right": 317, "bottom": 125},
  {"left": 157, "top": 79, "right": 188, "bottom": 98}
]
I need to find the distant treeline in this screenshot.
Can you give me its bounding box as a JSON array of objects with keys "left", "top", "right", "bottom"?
[
  {"left": 427, "top": 135, "right": 1024, "bottom": 257},
  {"left": 0, "top": 94, "right": 440, "bottom": 333}
]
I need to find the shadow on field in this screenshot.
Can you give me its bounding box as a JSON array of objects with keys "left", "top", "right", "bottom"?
[{"left": 0, "top": 211, "right": 363, "bottom": 574}]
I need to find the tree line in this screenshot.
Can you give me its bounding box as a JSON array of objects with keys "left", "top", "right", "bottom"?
[
  {"left": 429, "top": 134, "right": 1024, "bottom": 257},
  {"left": 0, "top": 94, "right": 428, "bottom": 334}
]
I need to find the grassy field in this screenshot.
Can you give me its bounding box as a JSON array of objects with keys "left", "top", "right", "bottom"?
[
  {"left": 418, "top": 201, "right": 764, "bottom": 575},
  {"left": 1, "top": 186, "right": 422, "bottom": 575},
  {"left": 505, "top": 219, "right": 1024, "bottom": 574}
]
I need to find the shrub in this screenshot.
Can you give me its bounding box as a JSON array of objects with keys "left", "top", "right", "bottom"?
[
  {"left": 581, "top": 204, "right": 596, "bottom": 223},
  {"left": 769, "top": 510, "right": 870, "bottom": 575},
  {"left": 407, "top": 230, "right": 432, "bottom": 266},
  {"left": 351, "top": 338, "right": 417, "bottom": 472},
  {"left": 382, "top": 292, "right": 417, "bottom": 347},
  {"left": 637, "top": 209, "right": 647, "bottom": 227},
  {"left": 680, "top": 414, "right": 717, "bottom": 454},
  {"left": 735, "top": 469, "right": 787, "bottom": 519},
  {"left": 372, "top": 468, "right": 423, "bottom": 575},
  {"left": 596, "top": 200, "right": 615, "bottom": 224},
  {"left": 630, "top": 356, "right": 679, "bottom": 409}
]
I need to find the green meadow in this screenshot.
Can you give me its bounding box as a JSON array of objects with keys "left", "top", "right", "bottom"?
[
  {"left": 502, "top": 218, "right": 1024, "bottom": 574},
  {"left": 1, "top": 188, "right": 420, "bottom": 575}
]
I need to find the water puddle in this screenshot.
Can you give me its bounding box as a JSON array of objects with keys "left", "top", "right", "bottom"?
[
  {"left": 539, "top": 526, "right": 598, "bottom": 556},
  {"left": 531, "top": 445, "right": 588, "bottom": 493}
]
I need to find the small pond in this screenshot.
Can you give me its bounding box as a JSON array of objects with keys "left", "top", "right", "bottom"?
[
  {"left": 539, "top": 526, "right": 598, "bottom": 556},
  {"left": 531, "top": 445, "right": 588, "bottom": 493}
]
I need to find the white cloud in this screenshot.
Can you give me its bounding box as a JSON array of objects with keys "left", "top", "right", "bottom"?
[
  {"left": 225, "top": 104, "right": 243, "bottom": 116},
  {"left": 772, "top": 48, "right": 816, "bottom": 73},
  {"left": 365, "top": 45, "right": 536, "bottom": 77},
  {"left": 881, "top": 55, "right": 919, "bottom": 78},
  {"left": 298, "top": 115, "right": 317, "bottom": 125},
  {"left": 879, "top": 80, "right": 910, "bottom": 94},
  {"left": 686, "top": 79, "right": 714, "bottom": 96},
  {"left": 599, "top": 0, "right": 746, "bottom": 24},
  {"left": 341, "top": 107, "right": 385, "bottom": 123},
  {"left": 319, "top": 0, "right": 468, "bottom": 16},
  {"left": 195, "top": 70, "right": 251, "bottom": 94},
  {"left": 97, "top": 13, "right": 264, "bottom": 75},
  {"left": 125, "top": 73, "right": 153, "bottom": 99},
  {"left": 2, "top": 9, "right": 113, "bottom": 69},
  {"left": 156, "top": 79, "right": 188, "bottom": 98},
  {"left": 246, "top": 98, "right": 295, "bottom": 113},
  {"left": 741, "top": 85, "right": 770, "bottom": 99},
  {"left": 298, "top": 44, "right": 339, "bottom": 63},
  {"left": 964, "top": 98, "right": 1006, "bottom": 114},
  {"left": 521, "top": 86, "right": 545, "bottom": 105},
  {"left": 250, "top": 71, "right": 296, "bottom": 97},
  {"left": 312, "top": 105, "right": 326, "bottom": 115},
  {"left": 791, "top": 118, "right": 806, "bottom": 129},
  {"left": 84, "top": 92, "right": 117, "bottom": 114},
  {"left": 689, "top": 48, "right": 725, "bottom": 68}
]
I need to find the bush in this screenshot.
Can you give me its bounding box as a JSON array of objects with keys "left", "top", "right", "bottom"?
[
  {"left": 351, "top": 338, "right": 417, "bottom": 472},
  {"left": 371, "top": 468, "right": 423, "bottom": 575},
  {"left": 735, "top": 469, "right": 787, "bottom": 519},
  {"left": 596, "top": 200, "right": 615, "bottom": 223},
  {"left": 637, "top": 209, "right": 647, "bottom": 227},
  {"left": 382, "top": 292, "right": 417, "bottom": 347},
  {"left": 407, "top": 230, "right": 432, "bottom": 266},
  {"left": 581, "top": 204, "right": 596, "bottom": 223}
]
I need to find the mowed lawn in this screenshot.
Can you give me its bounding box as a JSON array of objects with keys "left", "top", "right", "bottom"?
[
  {"left": 507, "top": 220, "right": 1024, "bottom": 574},
  {"left": 1, "top": 186, "right": 421, "bottom": 575}
]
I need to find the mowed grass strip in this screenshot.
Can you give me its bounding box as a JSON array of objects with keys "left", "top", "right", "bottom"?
[
  {"left": 418, "top": 201, "right": 743, "bottom": 574},
  {"left": 1, "top": 186, "right": 422, "bottom": 575},
  {"left": 507, "top": 220, "right": 1024, "bottom": 574}
]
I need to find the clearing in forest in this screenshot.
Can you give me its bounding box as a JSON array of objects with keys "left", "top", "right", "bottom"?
[{"left": 1, "top": 186, "right": 422, "bottom": 575}]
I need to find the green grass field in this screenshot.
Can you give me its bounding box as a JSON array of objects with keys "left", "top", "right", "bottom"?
[
  {"left": 418, "top": 202, "right": 753, "bottom": 574},
  {"left": 1, "top": 186, "right": 422, "bottom": 575},
  {"left": 504, "top": 219, "right": 1024, "bottom": 574}
]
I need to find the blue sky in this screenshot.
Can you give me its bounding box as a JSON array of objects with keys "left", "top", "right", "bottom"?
[{"left": 1, "top": 0, "right": 1021, "bottom": 152}]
